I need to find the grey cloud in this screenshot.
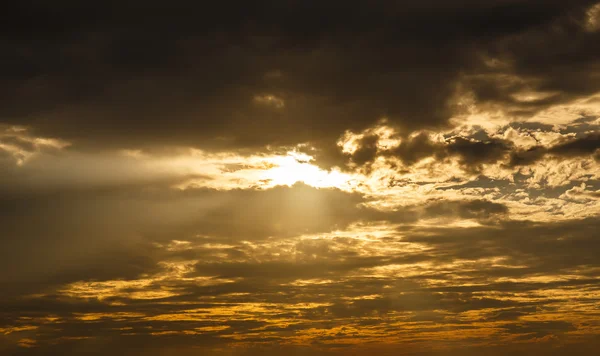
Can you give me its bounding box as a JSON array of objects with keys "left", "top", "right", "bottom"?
[
  {"left": 549, "top": 133, "right": 600, "bottom": 156},
  {"left": 350, "top": 135, "right": 380, "bottom": 167},
  {"left": 501, "top": 320, "right": 576, "bottom": 338},
  {"left": 509, "top": 133, "right": 600, "bottom": 166},
  {"left": 484, "top": 308, "right": 535, "bottom": 321},
  {"left": 445, "top": 137, "right": 512, "bottom": 169},
  {"left": 423, "top": 199, "right": 509, "bottom": 221},
  {"left": 347, "top": 133, "right": 513, "bottom": 172},
  {"left": 508, "top": 146, "right": 547, "bottom": 166},
  {"left": 386, "top": 132, "right": 440, "bottom": 166},
  {"left": 2, "top": 1, "right": 599, "bottom": 152},
  {"left": 342, "top": 130, "right": 599, "bottom": 172},
  {"left": 402, "top": 218, "right": 600, "bottom": 272}
]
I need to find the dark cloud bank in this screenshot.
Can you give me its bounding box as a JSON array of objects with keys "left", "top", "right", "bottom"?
[{"left": 1, "top": 0, "right": 599, "bottom": 151}]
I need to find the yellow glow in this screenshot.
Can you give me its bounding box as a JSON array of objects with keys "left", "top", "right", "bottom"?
[
  {"left": 261, "top": 152, "right": 351, "bottom": 189},
  {"left": 511, "top": 90, "right": 559, "bottom": 103},
  {"left": 253, "top": 94, "right": 285, "bottom": 108},
  {"left": 587, "top": 3, "right": 600, "bottom": 31}
]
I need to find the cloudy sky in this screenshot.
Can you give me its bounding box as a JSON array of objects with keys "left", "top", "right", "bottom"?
[{"left": 2, "top": 1, "right": 600, "bottom": 355}]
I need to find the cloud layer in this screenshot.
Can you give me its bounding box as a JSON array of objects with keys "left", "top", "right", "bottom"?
[{"left": 1, "top": 1, "right": 600, "bottom": 355}]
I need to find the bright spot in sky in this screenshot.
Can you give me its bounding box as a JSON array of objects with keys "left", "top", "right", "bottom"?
[{"left": 262, "top": 152, "right": 351, "bottom": 189}]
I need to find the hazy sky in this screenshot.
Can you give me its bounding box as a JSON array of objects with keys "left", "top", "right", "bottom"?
[{"left": 2, "top": 1, "right": 600, "bottom": 355}]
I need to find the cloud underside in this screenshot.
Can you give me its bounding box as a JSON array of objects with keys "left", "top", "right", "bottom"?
[{"left": 2, "top": 1, "right": 600, "bottom": 355}]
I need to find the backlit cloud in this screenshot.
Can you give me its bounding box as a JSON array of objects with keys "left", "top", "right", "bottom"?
[{"left": 1, "top": 1, "right": 600, "bottom": 355}]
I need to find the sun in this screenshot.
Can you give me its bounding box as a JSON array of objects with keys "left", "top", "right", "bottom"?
[{"left": 262, "top": 152, "right": 351, "bottom": 189}]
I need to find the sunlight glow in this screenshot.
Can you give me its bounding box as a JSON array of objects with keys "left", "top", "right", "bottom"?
[{"left": 262, "top": 152, "right": 351, "bottom": 189}]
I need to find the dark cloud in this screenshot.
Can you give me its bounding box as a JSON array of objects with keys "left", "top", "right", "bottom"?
[
  {"left": 351, "top": 135, "right": 380, "bottom": 167},
  {"left": 500, "top": 320, "right": 576, "bottom": 338},
  {"left": 386, "top": 132, "right": 440, "bottom": 166},
  {"left": 549, "top": 133, "right": 600, "bottom": 156},
  {"left": 445, "top": 137, "right": 512, "bottom": 169},
  {"left": 508, "top": 146, "right": 548, "bottom": 167},
  {"left": 342, "top": 130, "right": 599, "bottom": 172},
  {"left": 509, "top": 133, "right": 600, "bottom": 166},
  {"left": 423, "top": 199, "right": 509, "bottom": 221},
  {"left": 1, "top": 1, "right": 599, "bottom": 151},
  {"left": 345, "top": 132, "right": 512, "bottom": 171},
  {"left": 402, "top": 218, "right": 600, "bottom": 271}
]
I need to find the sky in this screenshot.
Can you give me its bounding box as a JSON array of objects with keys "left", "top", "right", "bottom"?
[{"left": 1, "top": 1, "right": 600, "bottom": 355}]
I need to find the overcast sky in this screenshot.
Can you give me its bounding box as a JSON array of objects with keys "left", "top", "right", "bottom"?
[{"left": 2, "top": 1, "right": 600, "bottom": 355}]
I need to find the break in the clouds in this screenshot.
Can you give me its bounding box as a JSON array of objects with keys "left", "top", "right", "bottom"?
[{"left": 1, "top": 1, "right": 600, "bottom": 355}]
